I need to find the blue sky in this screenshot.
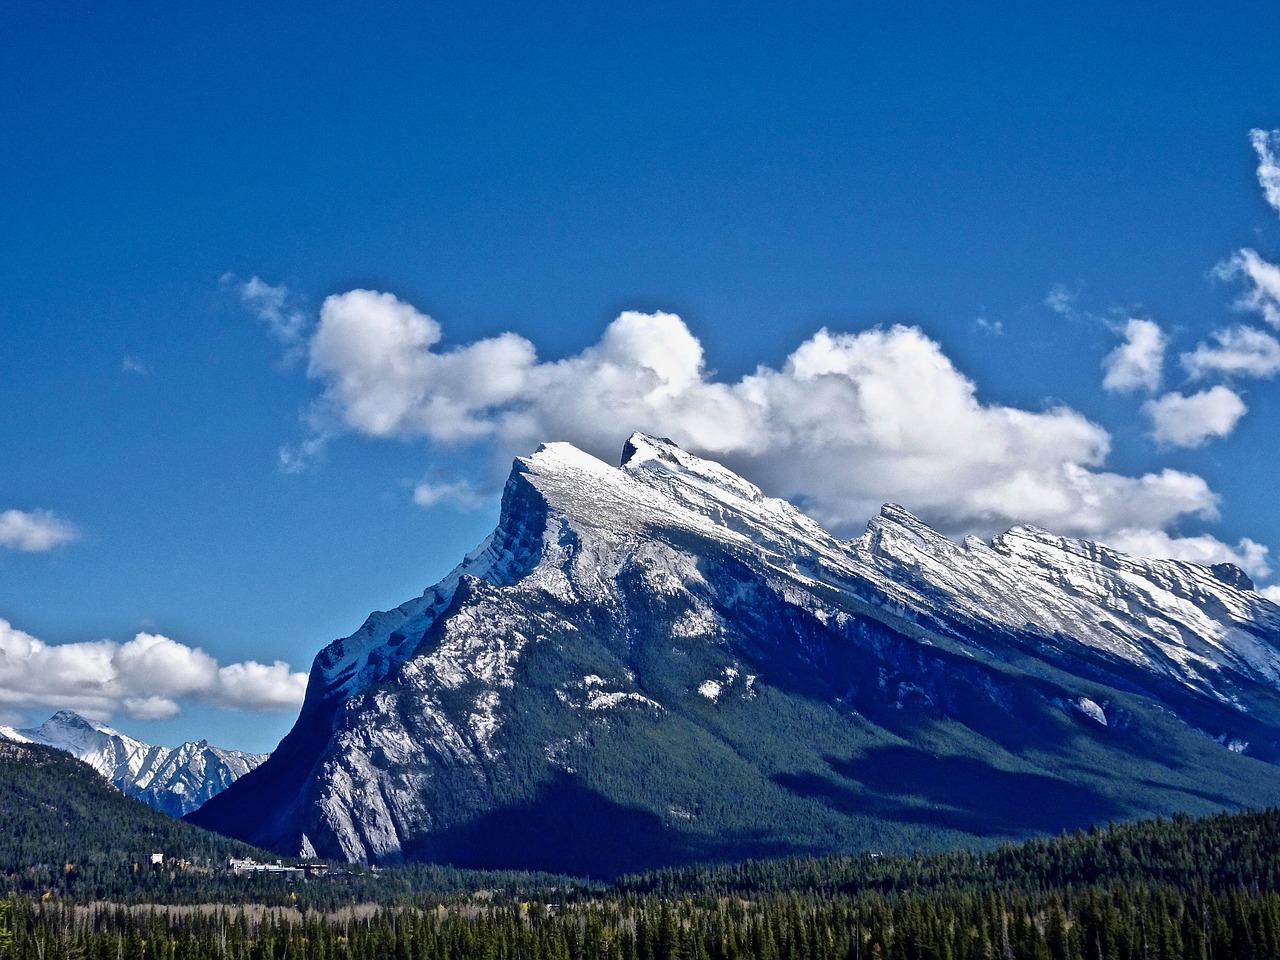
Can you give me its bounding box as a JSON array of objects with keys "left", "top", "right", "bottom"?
[{"left": 5, "top": 2, "right": 1280, "bottom": 753}]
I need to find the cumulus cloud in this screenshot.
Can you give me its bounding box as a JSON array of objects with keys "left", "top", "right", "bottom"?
[
  {"left": 1251, "top": 128, "right": 1280, "bottom": 215},
  {"left": 280, "top": 289, "right": 1254, "bottom": 572},
  {"left": 1145, "top": 386, "right": 1247, "bottom": 448},
  {"left": 1102, "top": 318, "right": 1166, "bottom": 393},
  {"left": 0, "top": 509, "right": 78, "bottom": 552},
  {"left": 1105, "top": 528, "right": 1270, "bottom": 579},
  {"left": 309, "top": 289, "right": 538, "bottom": 440},
  {"left": 0, "top": 620, "right": 307, "bottom": 722},
  {"left": 1215, "top": 249, "right": 1280, "bottom": 328},
  {"left": 1182, "top": 325, "right": 1280, "bottom": 380},
  {"left": 214, "top": 660, "right": 311, "bottom": 711},
  {"left": 1260, "top": 585, "right": 1280, "bottom": 604}
]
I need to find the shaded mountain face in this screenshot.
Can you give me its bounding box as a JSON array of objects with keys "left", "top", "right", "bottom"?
[
  {"left": 0, "top": 711, "right": 266, "bottom": 817},
  {"left": 189, "top": 435, "right": 1280, "bottom": 877}
]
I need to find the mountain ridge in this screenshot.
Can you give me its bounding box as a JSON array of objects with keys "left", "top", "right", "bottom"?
[
  {"left": 0, "top": 710, "right": 266, "bottom": 816},
  {"left": 189, "top": 433, "right": 1280, "bottom": 876}
]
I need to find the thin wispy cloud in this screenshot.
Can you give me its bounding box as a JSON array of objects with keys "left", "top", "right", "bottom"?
[
  {"left": 121, "top": 355, "right": 150, "bottom": 376},
  {"left": 0, "top": 619, "right": 308, "bottom": 722},
  {"left": 974, "top": 315, "right": 1003, "bottom": 336},
  {"left": 1214, "top": 248, "right": 1280, "bottom": 328},
  {"left": 1182, "top": 326, "right": 1280, "bottom": 380},
  {"left": 225, "top": 274, "right": 312, "bottom": 362},
  {"left": 0, "top": 509, "right": 78, "bottom": 552},
  {"left": 1251, "top": 128, "right": 1280, "bottom": 215},
  {"left": 1044, "top": 285, "right": 1081, "bottom": 319},
  {"left": 278, "top": 431, "right": 331, "bottom": 475}
]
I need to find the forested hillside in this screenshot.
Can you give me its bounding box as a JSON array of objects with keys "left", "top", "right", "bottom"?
[
  {"left": 4, "top": 804, "right": 1280, "bottom": 959},
  {"left": 0, "top": 741, "right": 270, "bottom": 897},
  {"left": 620, "top": 807, "right": 1280, "bottom": 898}
]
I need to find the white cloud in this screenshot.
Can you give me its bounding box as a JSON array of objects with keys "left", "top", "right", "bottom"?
[
  {"left": 113, "top": 633, "right": 219, "bottom": 699},
  {"left": 975, "top": 316, "right": 1004, "bottom": 336},
  {"left": 1251, "top": 128, "right": 1280, "bottom": 215},
  {"left": 278, "top": 432, "right": 331, "bottom": 474},
  {"left": 230, "top": 275, "right": 311, "bottom": 359},
  {"left": 1182, "top": 325, "right": 1280, "bottom": 380},
  {"left": 0, "top": 509, "right": 78, "bottom": 552},
  {"left": 122, "top": 697, "right": 181, "bottom": 721},
  {"left": 0, "top": 619, "right": 307, "bottom": 722},
  {"left": 214, "top": 661, "right": 310, "bottom": 711},
  {"left": 1045, "top": 285, "right": 1078, "bottom": 317},
  {"left": 1214, "top": 248, "right": 1280, "bottom": 327},
  {"left": 412, "top": 479, "right": 488, "bottom": 509},
  {"left": 1102, "top": 318, "right": 1166, "bottom": 393},
  {"left": 121, "top": 355, "right": 150, "bottom": 376},
  {"left": 1105, "top": 528, "right": 1270, "bottom": 580},
  {"left": 1260, "top": 585, "right": 1280, "bottom": 604},
  {"left": 309, "top": 289, "right": 538, "bottom": 440},
  {"left": 1145, "top": 386, "right": 1247, "bottom": 448},
  {"left": 287, "top": 292, "right": 1236, "bottom": 551}
]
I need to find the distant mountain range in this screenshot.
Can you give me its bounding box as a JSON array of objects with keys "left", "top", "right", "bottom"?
[
  {"left": 190, "top": 434, "right": 1280, "bottom": 877},
  {"left": 0, "top": 710, "right": 265, "bottom": 816}
]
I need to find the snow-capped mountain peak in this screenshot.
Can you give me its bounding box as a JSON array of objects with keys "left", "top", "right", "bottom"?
[
  {"left": 1, "top": 711, "right": 267, "bottom": 817},
  {"left": 30, "top": 709, "right": 128, "bottom": 752},
  {"left": 191, "top": 434, "right": 1280, "bottom": 876}
]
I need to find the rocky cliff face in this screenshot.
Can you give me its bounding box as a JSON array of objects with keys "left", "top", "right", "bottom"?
[{"left": 188, "top": 434, "right": 1280, "bottom": 876}]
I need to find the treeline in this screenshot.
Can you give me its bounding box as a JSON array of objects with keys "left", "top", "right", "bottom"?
[
  {"left": 5, "top": 884, "right": 1280, "bottom": 960},
  {"left": 45, "top": 805, "right": 1271, "bottom": 911},
  {"left": 620, "top": 807, "right": 1280, "bottom": 899},
  {"left": 2, "top": 860, "right": 588, "bottom": 912}
]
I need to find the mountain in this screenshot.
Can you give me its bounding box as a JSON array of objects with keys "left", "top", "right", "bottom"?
[
  {"left": 0, "top": 711, "right": 266, "bottom": 816},
  {"left": 189, "top": 434, "right": 1280, "bottom": 877}
]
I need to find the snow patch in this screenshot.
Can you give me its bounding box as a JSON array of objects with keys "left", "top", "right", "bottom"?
[
  {"left": 1075, "top": 697, "right": 1108, "bottom": 726},
  {"left": 587, "top": 691, "right": 663, "bottom": 711},
  {"left": 559, "top": 675, "right": 663, "bottom": 712}
]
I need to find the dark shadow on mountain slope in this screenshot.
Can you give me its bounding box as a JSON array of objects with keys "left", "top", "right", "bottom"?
[
  {"left": 407, "top": 774, "right": 805, "bottom": 880},
  {"left": 1133, "top": 777, "right": 1238, "bottom": 808},
  {"left": 775, "top": 747, "right": 1120, "bottom": 838}
]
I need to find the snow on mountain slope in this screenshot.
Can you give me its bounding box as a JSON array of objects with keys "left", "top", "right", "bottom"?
[
  {"left": 3, "top": 711, "right": 266, "bottom": 817},
  {"left": 620, "top": 435, "right": 1280, "bottom": 705},
  {"left": 189, "top": 433, "right": 1280, "bottom": 875},
  {"left": 848, "top": 506, "right": 1280, "bottom": 701}
]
